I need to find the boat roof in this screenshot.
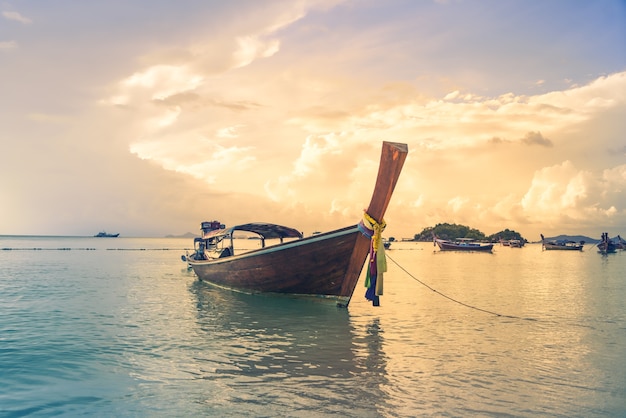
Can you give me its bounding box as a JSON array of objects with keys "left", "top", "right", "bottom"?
[{"left": 203, "top": 222, "right": 303, "bottom": 240}]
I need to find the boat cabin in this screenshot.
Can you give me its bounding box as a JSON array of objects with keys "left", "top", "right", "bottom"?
[{"left": 191, "top": 222, "right": 303, "bottom": 261}]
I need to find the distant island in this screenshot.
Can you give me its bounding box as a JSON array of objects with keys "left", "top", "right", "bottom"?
[
  {"left": 409, "top": 223, "right": 601, "bottom": 244},
  {"left": 543, "top": 234, "right": 599, "bottom": 244},
  {"left": 411, "top": 223, "right": 527, "bottom": 243}
]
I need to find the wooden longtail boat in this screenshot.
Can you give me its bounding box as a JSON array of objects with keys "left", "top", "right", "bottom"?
[
  {"left": 597, "top": 232, "right": 617, "bottom": 254},
  {"left": 185, "top": 141, "right": 408, "bottom": 307},
  {"left": 434, "top": 237, "right": 494, "bottom": 252},
  {"left": 540, "top": 234, "right": 584, "bottom": 251}
]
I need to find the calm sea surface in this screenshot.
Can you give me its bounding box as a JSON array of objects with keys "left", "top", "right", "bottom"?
[{"left": 1, "top": 236, "right": 625, "bottom": 417}]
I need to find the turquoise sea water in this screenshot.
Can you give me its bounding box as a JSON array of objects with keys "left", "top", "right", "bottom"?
[{"left": 1, "top": 236, "right": 625, "bottom": 417}]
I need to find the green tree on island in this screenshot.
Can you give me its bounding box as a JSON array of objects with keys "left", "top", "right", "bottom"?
[{"left": 412, "top": 223, "right": 526, "bottom": 243}]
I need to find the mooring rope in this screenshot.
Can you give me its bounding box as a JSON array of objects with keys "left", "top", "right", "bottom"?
[{"left": 386, "top": 253, "right": 536, "bottom": 321}]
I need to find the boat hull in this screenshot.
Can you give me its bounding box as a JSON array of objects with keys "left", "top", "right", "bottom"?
[
  {"left": 189, "top": 226, "right": 364, "bottom": 306},
  {"left": 435, "top": 240, "right": 493, "bottom": 252},
  {"left": 543, "top": 243, "right": 583, "bottom": 251},
  {"left": 596, "top": 243, "right": 617, "bottom": 254},
  {"left": 540, "top": 234, "right": 584, "bottom": 251}
]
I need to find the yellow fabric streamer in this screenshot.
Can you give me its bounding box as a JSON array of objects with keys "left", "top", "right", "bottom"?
[
  {"left": 362, "top": 211, "right": 387, "bottom": 296},
  {"left": 362, "top": 211, "right": 386, "bottom": 254}
]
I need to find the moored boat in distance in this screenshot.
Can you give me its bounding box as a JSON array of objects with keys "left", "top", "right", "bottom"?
[
  {"left": 597, "top": 232, "right": 618, "bottom": 254},
  {"left": 500, "top": 238, "right": 524, "bottom": 248},
  {"left": 183, "top": 141, "right": 408, "bottom": 308},
  {"left": 615, "top": 235, "right": 626, "bottom": 250},
  {"left": 540, "top": 234, "right": 584, "bottom": 251},
  {"left": 433, "top": 236, "right": 494, "bottom": 252},
  {"left": 94, "top": 231, "right": 119, "bottom": 237}
]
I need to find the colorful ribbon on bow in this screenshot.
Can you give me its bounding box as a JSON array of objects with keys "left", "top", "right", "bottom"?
[{"left": 358, "top": 211, "right": 387, "bottom": 306}]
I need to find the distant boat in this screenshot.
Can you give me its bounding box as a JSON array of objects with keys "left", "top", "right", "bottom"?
[
  {"left": 433, "top": 236, "right": 494, "bottom": 252},
  {"left": 540, "top": 234, "right": 583, "bottom": 251},
  {"left": 500, "top": 237, "right": 524, "bottom": 248},
  {"left": 615, "top": 235, "right": 626, "bottom": 250},
  {"left": 183, "top": 141, "right": 408, "bottom": 307},
  {"left": 597, "top": 232, "right": 618, "bottom": 254},
  {"left": 94, "top": 231, "right": 119, "bottom": 237}
]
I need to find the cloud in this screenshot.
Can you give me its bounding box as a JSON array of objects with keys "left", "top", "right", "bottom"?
[
  {"left": 6, "top": 1, "right": 623, "bottom": 238},
  {"left": 130, "top": 136, "right": 257, "bottom": 185},
  {"left": 121, "top": 65, "right": 204, "bottom": 102},
  {"left": 2, "top": 11, "right": 32, "bottom": 24},
  {"left": 264, "top": 132, "right": 378, "bottom": 215},
  {"left": 520, "top": 131, "right": 553, "bottom": 147},
  {"left": 448, "top": 196, "right": 470, "bottom": 213},
  {"left": 216, "top": 125, "right": 245, "bottom": 139},
  {"left": 0, "top": 40, "right": 17, "bottom": 50},
  {"left": 232, "top": 36, "right": 280, "bottom": 69},
  {"left": 612, "top": 144, "right": 626, "bottom": 156},
  {"left": 109, "top": 51, "right": 626, "bottom": 235},
  {"left": 292, "top": 133, "right": 343, "bottom": 177},
  {"left": 530, "top": 72, "right": 626, "bottom": 113},
  {"left": 521, "top": 161, "right": 626, "bottom": 227}
]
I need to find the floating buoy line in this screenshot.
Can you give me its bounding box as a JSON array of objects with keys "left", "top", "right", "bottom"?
[{"left": 386, "top": 254, "right": 537, "bottom": 321}]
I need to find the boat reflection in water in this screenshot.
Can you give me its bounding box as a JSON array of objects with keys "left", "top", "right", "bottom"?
[{"left": 188, "top": 281, "right": 390, "bottom": 415}]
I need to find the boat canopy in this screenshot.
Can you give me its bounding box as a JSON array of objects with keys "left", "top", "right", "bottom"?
[{"left": 203, "top": 222, "right": 303, "bottom": 241}]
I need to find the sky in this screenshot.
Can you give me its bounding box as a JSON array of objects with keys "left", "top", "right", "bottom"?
[{"left": 1, "top": 0, "right": 625, "bottom": 240}]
